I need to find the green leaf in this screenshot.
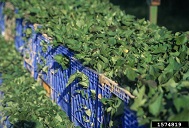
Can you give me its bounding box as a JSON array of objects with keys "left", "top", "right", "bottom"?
[
  {"left": 25, "top": 28, "right": 32, "bottom": 37},
  {"left": 29, "top": 7, "right": 40, "bottom": 14},
  {"left": 78, "top": 81, "right": 89, "bottom": 88},
  {"left": 180, "top": 81, "right": 189, "bottom": 87},
  {"left": 66, "top": 73, "right": 78, "bottom": 86},
  {"left": 109, "top": 120, "right": 113, "bottom": 127},
  {"left": 149, "top": 93, "right": 163, "bottom": 116},
  {"left": 100, "top": 98, "right": 108, "bottom": 105},
  {"left": 84, "top": 119, "right": 90, "bottom": 123},
  {"left": 161, "top": 78, "right": 178, "bottom": 88},
  {"left": 42, "top": 66, "right": 48, "bottom": 73},
  {"left": 111, "top": 56, "right": 119, "bottom": 65},
  {"left": 99, "top": 55, "right": 109, "bottom": 64},
  {"left": 80, "top": 90, "right": 85, "bottom": 98},
  {"left": 55, "top": 114, "right": 63, "bottom": 122},
  {"left": 107, "top": 107, "right": 112, "bottom": 112},
  {"left": 125, "top": 68, "right": 137, "bottom": 81},
  {"left": 136, "top": 108, "right": 144, "bottom": 116},
  {"left": 97, "top": 61, "right": 103, "bottom": 73},
  {"left": 113, "top": 98, "right": 122, "bottom": 108},
  {"left": 131, "top": 86, "right": 146, "bottom": 111},
  {"left": 158, "top": 73, "right": 169, "bottom": 85},
  {"left": 90, "top": 90, "right": 95, "bottom": 94},
  {"left": 54, "top": 55, "right": 63, "bottom": 62},
  {"left": 183, "top": 71, "right": 189, "bottom": 80},
  {"left": 54, "top": 54, "right": 69, "bottom": 69},
  {"left": 85, "top": 109, "right": 91, "bottom": 117},
  {"left": 66, "top": 39, "right": 78, "bottom": 44},
  {"left": 173, "top": 96, "right": 189, "bottom": 112},
  {"left": 108, "top": 37, "right": 116, "bottom": 45},
  {"left": 55, "top": 35, "right": 63, "bottom": 42},
  {"left": 67, "top": 71, "right": 89, "bottom": 88},
  {"left": 169, "top": 108, "right": 189, "bottom": 121},
  {"left": 176, "top": 35, "right": 187, "bottom": 45}
]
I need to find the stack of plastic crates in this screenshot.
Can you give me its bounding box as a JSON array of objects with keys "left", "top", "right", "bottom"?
[
  {"left": 0, "top": 5, "right": 147, "bottom": 128},
  {"left": 22, "top": 29, "right": 144, "bottom": 128}
]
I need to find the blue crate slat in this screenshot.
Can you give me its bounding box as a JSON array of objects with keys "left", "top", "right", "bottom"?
[{"left": 0, "top": 2, "right": 5, "bottom": 36}]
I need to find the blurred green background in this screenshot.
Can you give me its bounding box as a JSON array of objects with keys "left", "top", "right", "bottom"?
[{"left": 110, "top": 0, "right": 189, "bottom": 33}]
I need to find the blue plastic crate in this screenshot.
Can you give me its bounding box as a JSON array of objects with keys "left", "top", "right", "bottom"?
[
  {"left": 20, "top": 22, "right": 29, "bottom": 53},
  {"left": 36, "top": 33, "right": 52, "bottom": 59},
  {"left": 11, "top": 16, "right": 147, "bottom": 128},
  {"left": 69, "top": 57, "right": 144, "bottom": 128},
  {"left": 15, "top": 18, "right": 24, "bottom": 53},
  {"left": 48, "top": 46, "right": 73, "bottom": 115},
  {"left": 23, "top": 61, "right": 38, "bottom": 79},
  {"left": 124, "top": 105, "right": 138, "bottom": 128},
  {"left": 35, "top": 33, "right": 73, "bottom": 78},
  {"left": 124, "top": 106, "right": 147, "bottom": 128},
  {"left": 48, "top": 62, "right": 71, "bottom": 117},
  {"left": 23, "top": 33, "right": 145, "bottom": 128},
  {"left": 36, "top": 34, "right": 52, "bottom": 63},
  {"left": 35, "top": 34, "right": 55, "bottom": 83},
  {"left": 0, "top": 2, "right": 5, "bottom": 36},
  {"left": 37, "top": 44, "right": 139, "bottom": 128},
  {"left": 22, "top": 24, "right": 38, "bottom": 79},
  {"left": 38, "top": 44, "right": 74, "bottom": 117},
  {"left": 98, "top": 76, "right": 146, "bottom": 128}
]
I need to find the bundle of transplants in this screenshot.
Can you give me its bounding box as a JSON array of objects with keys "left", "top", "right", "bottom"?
[{"left": 1, "top": 0, "right": 189, "bottom": 127}]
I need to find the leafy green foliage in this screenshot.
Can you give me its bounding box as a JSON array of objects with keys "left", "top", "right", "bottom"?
[
  {"left": 67, "top": 70, "right": 89, "bottom": 89},
  {"left": 3, "top": 0, "right": 189, "bottom": 126},
  {"left": 0, "top": 36, "right": 76, "bottom": 128},
  {"left": 100, "top": 97, "right": 122, "bottom": 127},
  {"left": 54, "top": 54, "right": 69, "bottom": 70}
]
